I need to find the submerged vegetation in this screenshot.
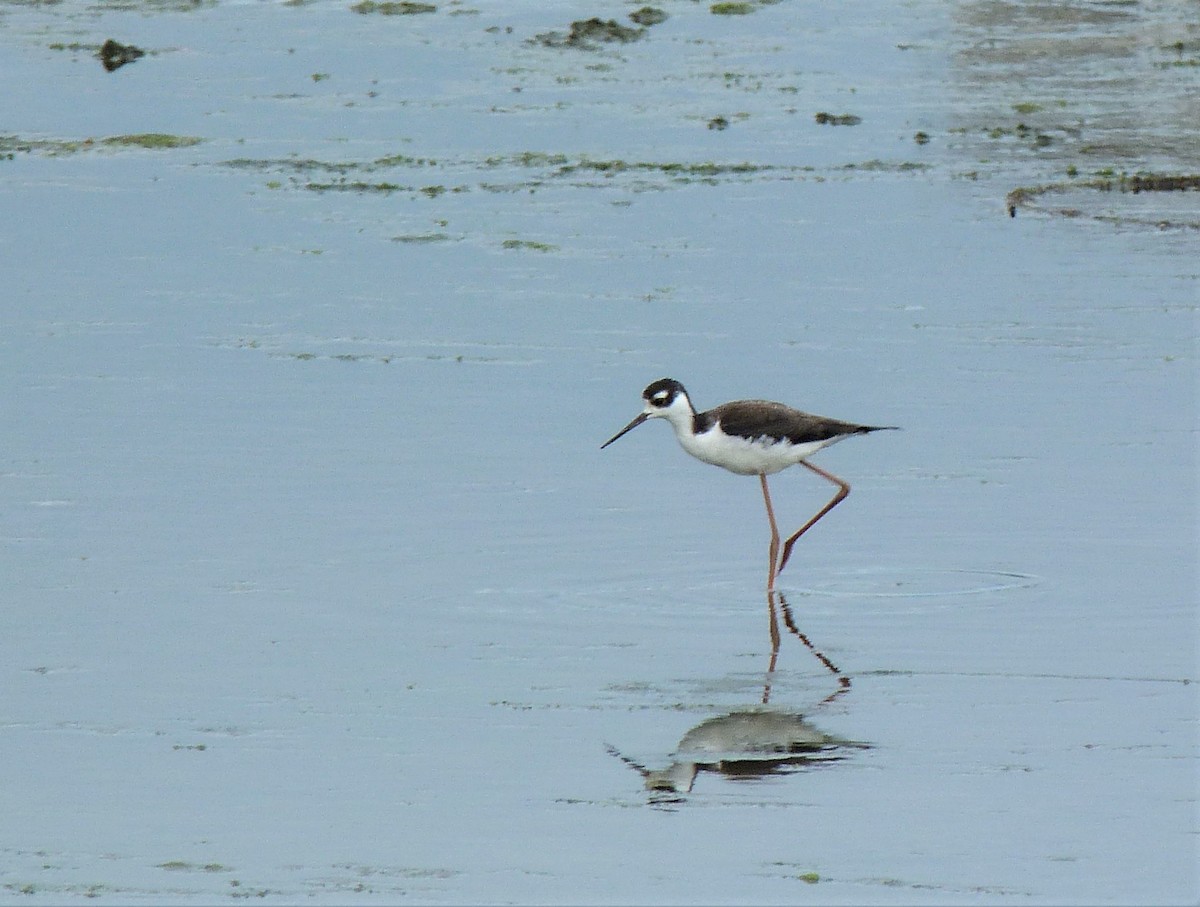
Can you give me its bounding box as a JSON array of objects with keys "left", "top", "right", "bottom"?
[
  {"left": 710, "top": 0, "right": 782, "bottom": 14},
  {"left": 0, "top": 133, "right": 202, "bottom": 156},
  {"left": 532, "top": 17, "right": 645, "bottom": 49},
  {"left": 501, "top": 238, "right": 557, "bottom": 252},
  {"left": 814, "top": 112, "right": 862, "bottom": 126},
  {"left": 1006, "top": 172, "right": 1200, "bottom": 227},
  {"left": 214, "top": 148, "right": 935, "bottom": 197},
  {"left": 223, "top": 151, "right": 797, "bottom": 195},
  {"left": 102, "top": 133, "right": 203, "bottom": 149}
]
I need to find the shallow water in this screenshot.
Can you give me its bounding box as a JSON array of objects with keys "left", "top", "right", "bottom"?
[{"left": 1, "top": 1, "right": 1197, "bottom": 904}]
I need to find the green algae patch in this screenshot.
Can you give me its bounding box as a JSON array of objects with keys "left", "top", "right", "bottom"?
[
  {"left": 218, "top": 149, "right": 933, "bottom": 197},
  {"left": 502, "top": 239, "right": 557, "bottom": 252},
  {"left": 305, "top": 180, "right": 410, "bottom": 194},
  {"left": 392, "top": 232, "right": 456, "bottom": 244},
  {"left": 102, "top": 133, "right": 203, "bottom": 149},
  {"left": 91, "top": 0, "right": 214, "bottom": 10},
  {"left": 223, "top": 151, "right": 454, "bottom": 196},
  {"left": 223, "top": 150, "right": 782, "bottom": 187},
  {"left": 0, "top": 133, "right": 202, "bottom": 157},
  {"left": 0, "top": 136, "right": 86, "bottom": 157},
  {"left": 711, "top": 0, "right": 781, "bottom": 14},
  {"left": 157, "top": 860, "right": 231, "bottom": 873},
  {"left": 553, "top": 157, "right": 772, "bottom": 178},
  {"left": 301, "top": 179, "right": 468, "bottom": 196},
  {"left": 490, "top": 151, "right": 569, "bottom": 169},
  {"left": 223, "top": 153, "right": 438, "bottom": 175},
  {"left": 351, "top": 1, "right": 436, "bottom": 13},
  {"left": 840, "top": 159, "right": 930, "bottom": 173},
  {"left": 374, "top": 152, "right": 439, "bottom": 167}
]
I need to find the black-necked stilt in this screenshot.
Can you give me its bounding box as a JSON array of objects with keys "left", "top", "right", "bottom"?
[{"left": 602, "top": 378, "right": 897, "bottom": 590}]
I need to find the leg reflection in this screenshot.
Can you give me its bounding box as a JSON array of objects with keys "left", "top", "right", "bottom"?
[
  {"left": 763, "top": 589, "right": 779, "bottom": 705},
  {"left": 763, "top": 590, "right": 851, "bottom": 706}
]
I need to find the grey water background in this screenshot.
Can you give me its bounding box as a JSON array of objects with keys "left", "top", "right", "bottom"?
[{"left": 2, "top": 1, "right": 1197, "bottom": 903}]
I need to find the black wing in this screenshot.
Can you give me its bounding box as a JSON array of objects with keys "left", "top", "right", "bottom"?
[{"left": 707, "top": 400, "right": 874, "bottom": 445}]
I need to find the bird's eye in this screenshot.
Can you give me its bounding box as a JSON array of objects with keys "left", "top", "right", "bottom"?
[{"left": 650, "top": 392, "right": 669, "bottom": 406}]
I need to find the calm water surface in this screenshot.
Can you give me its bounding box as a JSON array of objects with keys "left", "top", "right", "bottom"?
[{"left": 1, "top": 1, "right": 1196, "bottom": 903}]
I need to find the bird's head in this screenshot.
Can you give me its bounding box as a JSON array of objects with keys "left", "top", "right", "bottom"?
[{"left": 602, "top": 378, "right": 693, "bottom": 448}]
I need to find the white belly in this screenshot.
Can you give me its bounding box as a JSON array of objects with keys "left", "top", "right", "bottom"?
[{"left": 677, "top": 426, "right": 840, "bottom": 476}]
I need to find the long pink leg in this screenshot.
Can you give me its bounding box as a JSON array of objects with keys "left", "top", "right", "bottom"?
[
  {"left": 759, "top": 473, "right": 781, "bottom": 591},
  {"left": 766, "top": 586, "right": 781, "bottom": 651},
  {"left": 777, "top": 460, "right": 850, "bottom": 575}
]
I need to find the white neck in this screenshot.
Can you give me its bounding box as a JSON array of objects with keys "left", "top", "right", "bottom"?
[{"left": 653, "top": 394, "right": 698, "bottom": 438}]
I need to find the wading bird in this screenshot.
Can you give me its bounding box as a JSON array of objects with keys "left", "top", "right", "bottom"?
[{"left": 602, "top": 378, "right": 896, "bottom": 590}]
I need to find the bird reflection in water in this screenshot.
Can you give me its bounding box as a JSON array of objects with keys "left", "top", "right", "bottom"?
[
  {"left": 606, "top": 710, "right": 865, "bottom": 800},
  {"left": 608, "top": 592, "right": 866, "bottom": 801}
]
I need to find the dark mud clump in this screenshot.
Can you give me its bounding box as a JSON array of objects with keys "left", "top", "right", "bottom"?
[
  {"left": 629, "top": 7, "right": 667, "bottom": 27},
  {"left": 98, "top": 39, "right": 145, "bottom": 72},
  {"left": 533, "top": 17, "right": 645, "bottom": 49},
  {"left": 814, "top": 112, "right": 862, "bottom": 126}
]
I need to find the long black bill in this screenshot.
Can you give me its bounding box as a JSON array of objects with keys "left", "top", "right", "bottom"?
[{"left": 601, "top": 412, "right": 649, "bottom": 449}]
